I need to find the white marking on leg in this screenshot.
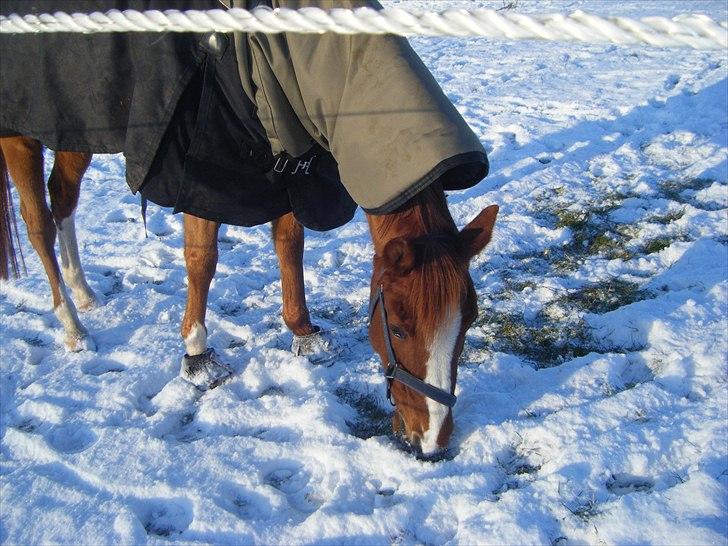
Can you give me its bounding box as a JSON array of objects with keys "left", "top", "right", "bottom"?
[
  {"left": 58, "top": 213, "right": 97, "bottom": 308},
  {"left": 185, "top": 321, "right": 208, "bottom": 356},
  {"left": 421, "top": 310, "right": 461, "bottom": 456},
  {"left": 54, "top": 282, "right": 90, "bottom": 350}
]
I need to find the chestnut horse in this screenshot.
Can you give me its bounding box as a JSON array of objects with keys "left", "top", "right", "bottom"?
[{"left": 0, "top": 136, "right": 498, "bottom": 456}]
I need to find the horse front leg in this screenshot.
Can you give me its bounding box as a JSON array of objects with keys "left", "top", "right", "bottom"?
[
  {"left": 272, "top": 212, "right": 336, "bottom": 363},
  {"left": 272, "top": 212, "right": 314, "bottom": 336},
  {"left": 48, "top": 151, "right": 98, "bottom": 311},
  {"left": 179, "top": 213, "right": 231, "bottom": 389},
  {"left": 0, "top": 137, "right": 92, "bottom": 351}
]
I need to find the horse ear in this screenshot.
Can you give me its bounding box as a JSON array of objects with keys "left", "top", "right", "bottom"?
[
  {"left": 383, "top": 237, "right": 417, "bottom": 275},
  {"left": 459, "top": 204, "right": 499, "bottom": 259}
]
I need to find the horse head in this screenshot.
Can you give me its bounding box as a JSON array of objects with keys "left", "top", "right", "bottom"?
[{"left": 368, "top": 198, "right": 498, "bottom": 457}]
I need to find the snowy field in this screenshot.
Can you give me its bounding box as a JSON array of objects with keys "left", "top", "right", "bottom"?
[{"left": 1, "top": 1, "right": 727, "bottom": 544}]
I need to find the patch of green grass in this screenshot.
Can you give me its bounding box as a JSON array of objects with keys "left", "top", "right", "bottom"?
[
  {"left": 643, "top": 237, "right": 673, "bottom": 254},
  {"left": 563, "top": 279, "right": 653, "bottom": 314},
  {"left": 335, "top": 386, "right": 391, "bottom": 439},
  {"left": 588, "top": 233, "right": 633, "bottom": 261},
  {"left": 647, "top": 208, "right": 686, "bottom": 225},
  {"left": 475, "top": 277, "right": 653, "bottom": 367},
  {"left": 481, "top": 188, "right": 678, "bottom": 367},
  {"left": 477, "top": 310, "right": 594, "bottom": 368},
  {"left": 659, "top": 178, "right": 715, "bottom": 203},
  {"left": 555, "top": 210, "right": 589, "bottom": 230},
  {"left": 549, "top": 205, "right": 637, "bottom": 271}
]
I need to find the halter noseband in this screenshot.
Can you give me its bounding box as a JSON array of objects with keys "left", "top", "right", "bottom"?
[{"left": 368, "top": 285, "right": 457, "bottom": 408}]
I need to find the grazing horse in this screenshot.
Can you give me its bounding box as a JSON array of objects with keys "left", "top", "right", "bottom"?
[{"left": 0, "top": 137, "right": 498, "bottom": 455}]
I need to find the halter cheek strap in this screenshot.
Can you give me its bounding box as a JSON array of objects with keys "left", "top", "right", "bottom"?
[{"left": 368, "top": 286, "right": 457, "bottom": 409}]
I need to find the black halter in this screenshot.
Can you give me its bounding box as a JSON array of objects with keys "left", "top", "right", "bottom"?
[{"left": 368, "top": 285, "right": 457, "bottom": 408}]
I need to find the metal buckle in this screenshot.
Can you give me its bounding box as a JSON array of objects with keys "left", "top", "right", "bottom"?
[{"left": 385, "top": 363, "right": 397, "bottom": 406}]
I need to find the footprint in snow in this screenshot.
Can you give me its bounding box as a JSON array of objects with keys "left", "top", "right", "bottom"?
[
  {"left": 664, "top": 74, "right": 680, "bottom": 91},
  {"left": 214, "top": 483, "right": 274, "bottom": 521},
  {"left": 263, "top": 468, "right": 324, "bottom": 513},
  {"left": 46, "top": 423, "right": 98, "bottom": 454},
  {"left": 81, "top": 358, "right": 126, "bottom": 376},
  {"left": 132, "top": 498, "right": 193, "bottom": 538},
  {"left": 606, "top": 473, "right": 655, "bottom": 495},
  {"left": 12, "top": 412, "right": 95, "bottom": 454}
]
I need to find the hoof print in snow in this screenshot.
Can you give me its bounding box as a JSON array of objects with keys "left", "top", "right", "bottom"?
[
  {"left": 82, "top": 359, "right": 126, "bottom": 376},
  {"left": 493, "top": 479, "right": 521, "bottom": 498},
  {"left": 214, "top": 484, "right": 272, "bottom": 521},
  {"left": 14, "top": 419, "right": 38, "bottom": 433},
  {"left": 100, "top": 272, "right": 124, "bottom": 297},
  {"left": 264, "top": 468, "right": 302, "bottom": 493},
  {"left": 135, "top": 498, "right": 192, "bottom": 538},
  {"left": 46, "top": 423, "right": 97, "bottom": 454},
  {"left": 664, "top": 74, "right": 680, "bottom": 91},
  {"left": 260, "top": 385, "right": 285, "bottom": 397},
  {"left": 24, "top": 335, "right": 53, "bottom": 348},
  {"left": 606, "top": 473, "right": 654, "bottom": 495},
  {"left": 263, "top": 468, "right": 322, "bottom": 513}
]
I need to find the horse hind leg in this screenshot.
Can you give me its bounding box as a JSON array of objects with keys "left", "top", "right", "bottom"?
[
  {"left": 48, "top": 151, "right": 98, "bottom": 311},
  {"left": 0, "top": 137, "right": 93, "bottom": 352}
]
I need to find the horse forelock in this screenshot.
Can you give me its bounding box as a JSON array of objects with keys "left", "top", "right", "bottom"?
[{"left": 410, "top": 236, "right": 467, "bottom": 345}]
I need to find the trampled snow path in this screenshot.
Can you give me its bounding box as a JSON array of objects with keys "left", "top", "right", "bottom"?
[{"left": 1, "top": 1, "right": 726, "bottom": 544}]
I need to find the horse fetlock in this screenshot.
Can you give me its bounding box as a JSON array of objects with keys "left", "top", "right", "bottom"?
[
  {"left": 74, "top": 289, "right": 100, "bottom": 312},
  {"left": 282, "top": 309, "right": 314, "bottom": 335},
  {"left": 65, "top": 274, "right": 99, "bottom": 311},
  {"left": 56, "top": 303, "right": 94, "bottom": 352},
  {"left": 53, "top": 289, "right": 89, "bottom": 342},
  {"left": 183, "top": 321, "right": 208, "bottom": 356}
]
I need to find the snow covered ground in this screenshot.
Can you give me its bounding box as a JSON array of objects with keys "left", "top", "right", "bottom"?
[{"left": 1, "top": 1, "right": 727, "bottom": 544}]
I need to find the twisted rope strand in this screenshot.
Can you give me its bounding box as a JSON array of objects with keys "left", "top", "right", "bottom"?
[{"left": 0, "top": 7, "right": 726, "bottom": 50}]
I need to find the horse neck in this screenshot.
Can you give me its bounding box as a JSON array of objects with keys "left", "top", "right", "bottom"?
[{"left": 366, "top": 183, "right": 457, "bottom": 254}]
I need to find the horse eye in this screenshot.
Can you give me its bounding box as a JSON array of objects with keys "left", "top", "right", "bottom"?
[{"left": 390, "top": 326, "right": 407, "bottom": 339}]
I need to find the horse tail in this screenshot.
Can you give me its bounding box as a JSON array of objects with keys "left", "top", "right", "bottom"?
[{"left": 0, "top": 145, "right": 24, "bottom": 279}]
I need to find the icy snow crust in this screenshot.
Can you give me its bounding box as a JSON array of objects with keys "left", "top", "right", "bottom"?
[{"left": 1, "top": 1, "right": 726, "bottom": 544}]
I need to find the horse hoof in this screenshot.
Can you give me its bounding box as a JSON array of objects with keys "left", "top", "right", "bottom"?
[
  {"left": 65, "top": 334, "right": 96, "bottom": 353},
  {"left": 180, "top": 348, "right": 233, "bottom": 391},
  {"left": 291, "top": 327, "right": 339, "bottom": 366}
]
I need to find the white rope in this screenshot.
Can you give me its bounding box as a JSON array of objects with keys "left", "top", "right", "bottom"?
[{"left": 0, "top": 7, "right": 726, "bottom": 50}]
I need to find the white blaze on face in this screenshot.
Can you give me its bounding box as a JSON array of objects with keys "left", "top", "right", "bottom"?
[{"left": 420, "top": 309, "right": 462, "bottom": 455}]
